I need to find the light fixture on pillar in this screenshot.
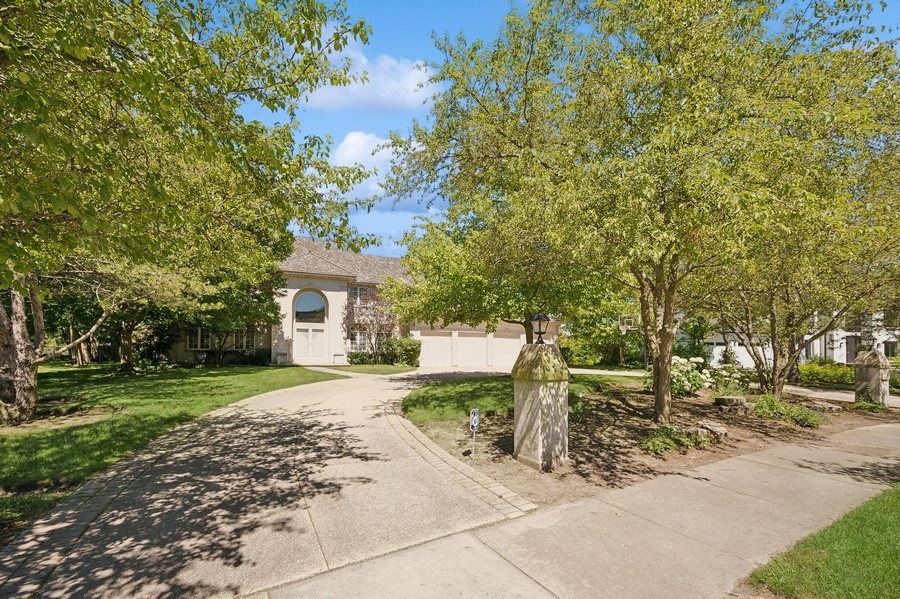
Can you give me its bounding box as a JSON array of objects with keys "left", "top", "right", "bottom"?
[{"left": 531, "top": 312, "right": 550, "bottom": 345}]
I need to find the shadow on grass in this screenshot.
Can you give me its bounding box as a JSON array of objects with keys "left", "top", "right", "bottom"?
[{"left": 1, "top": 406, "right": 384, "bottom": 597}]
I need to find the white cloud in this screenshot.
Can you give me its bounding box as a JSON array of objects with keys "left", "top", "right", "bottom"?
[
  {"left": 330, "top": 131, "right": 392, "bottom": 201},
  {"left": 307, "top": 43, "right": 437, "bottom": 111}
]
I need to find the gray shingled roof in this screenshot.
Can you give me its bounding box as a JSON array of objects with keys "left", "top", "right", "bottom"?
[{"left": 280, "top": 237, "right": 409, "bottom": 285}]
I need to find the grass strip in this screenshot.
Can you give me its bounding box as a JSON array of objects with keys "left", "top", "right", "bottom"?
[
  {"left": 322, "top": 364, "right": 417, "bottom": 375},
  {"left": 750, "top": 483, "right": 900, "bottom": 599},
  {"left": 401, "top": 374, "right": 621, "bottom": 424}
]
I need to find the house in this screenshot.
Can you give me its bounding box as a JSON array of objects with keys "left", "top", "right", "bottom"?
[{"left": 173, "top": 237, "right": 555, "bottom": 369}]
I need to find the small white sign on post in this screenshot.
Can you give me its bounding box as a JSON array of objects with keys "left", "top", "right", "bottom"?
[{"left": 470, "top": 408, "right": 480, "bottom": 456}]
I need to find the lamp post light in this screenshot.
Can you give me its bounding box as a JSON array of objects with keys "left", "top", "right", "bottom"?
[{"left": 531, "top": 312, "right": 550, "bottom": 345}]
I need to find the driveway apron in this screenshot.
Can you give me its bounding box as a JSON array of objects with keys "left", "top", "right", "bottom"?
[{"left": 0, "top": 374, "right": 523, "bottom": 598}]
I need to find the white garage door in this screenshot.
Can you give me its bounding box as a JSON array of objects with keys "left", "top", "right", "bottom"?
[
  {"left": 457, "top": 332, "right": 488, "bottom": 367},
  {"left": 419, "top": 331, "right": 452, "bottom": 367},
  {"left": 492, "top": 332, "right": 523, "bottom": 368}
]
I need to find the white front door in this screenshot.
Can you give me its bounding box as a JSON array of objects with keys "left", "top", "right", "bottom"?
[{"left": 295, "top": 325, "right": 325, "bottom": 360}]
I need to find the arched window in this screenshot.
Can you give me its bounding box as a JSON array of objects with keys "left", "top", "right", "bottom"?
[{"left": 295, "top": 291, "right": 326, "bottom": 323}]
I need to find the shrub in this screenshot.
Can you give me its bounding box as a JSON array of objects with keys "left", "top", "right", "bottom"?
[
  {"left": 568, "top": 390, "right": 587, "bottom": 423},
  {"left": 639, "top": 427, "right": 709, "bottom": 457},
  {"left": 753, "top": 394, "right": 823, "bottom": 428},
  {"left": 558, "top": 335, "right": 599, "bottom": 367},
  {"left": 854, "top": 397, "right": 889, "bottom": 413},
  {"left": 798, "top": 361, "right": 853, "bottom": 386},
  {"left": 709, "top": 363, "right": 752, "bottom": 394},
  {"left": 347, "top": 351, "right": 374, "bottom": 365},
  {"left": 718, "top": 344, "right": 738, "bottom": 365},
  {"left": 382, "top": 336, "right": 421, "bottom": 366},
  {"left": 645, "top": 356, "right": 713, "bottom": 397}
]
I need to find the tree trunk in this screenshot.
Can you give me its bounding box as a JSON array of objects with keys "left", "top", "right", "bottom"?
[
  {"left": 119, "top": 322, "right": 136, "bottom": 372},
  {"left": 652, "top": 342, "right": 673, "bottom": 424},
  {"left": 0, "top": 288, "right": 40, "bottom": 424},
  {"left": 79, "top": 339, "right": 91, "bottom": 365},
  {"left": 634, "top": 263, "right": 678, "bottom": 425}
]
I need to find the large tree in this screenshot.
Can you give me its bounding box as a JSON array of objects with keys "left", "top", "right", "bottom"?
[
  {"left": 383, "top": 4, "right": 614, "bottom": 342},
  {"left": 0, "top": 0, "right": 372, "bottom": 423},
  {"left": 386, "top": 0, "right": 898, "bottom": 423}
]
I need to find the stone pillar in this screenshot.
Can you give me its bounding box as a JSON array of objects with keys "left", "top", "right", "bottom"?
[
  {"left": 854, "top": 350, "right": 891, "bottom": 405},
  {"left": 511, "top": 344, "right": 569, "bottom": 471}
]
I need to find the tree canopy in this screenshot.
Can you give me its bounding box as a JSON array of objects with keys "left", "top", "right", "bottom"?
[
  {"left": 386, "top": 0, "right": 899, "bottom": 422},
  {"left": 0, "top": 0, "right": 373, "bottom": 423}
]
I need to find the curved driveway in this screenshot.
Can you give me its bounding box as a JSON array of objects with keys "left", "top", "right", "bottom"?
[{"left": 0, "top": 371, "right": 534, "bottom": 598}]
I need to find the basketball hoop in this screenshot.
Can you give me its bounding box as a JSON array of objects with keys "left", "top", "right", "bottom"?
[{"left": 619, "top": 325, "right": 629, "bottom": 335}]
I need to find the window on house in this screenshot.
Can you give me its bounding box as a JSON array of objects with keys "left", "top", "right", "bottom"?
[
  {"left": 348, "top": 286, "right": 370, "bottom": 305},
  {"left": 233, "top": 328, "right": 255, "bottom": 351},
  {"left": 295, "top": 291, "right": 326, "bottom": 323},
  {"left": 348, "top": 329, "right": 368, "bottom": 353},
  {"left": 186, "top": 327, "right": 211, "bottom": 351},
  {"left": 884, "top": 341, "right": 897, "bottom": 359}
]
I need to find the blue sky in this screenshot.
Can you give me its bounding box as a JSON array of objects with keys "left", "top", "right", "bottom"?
[{"left": 263, "top": 0, "right": 900, "bottom": 258}]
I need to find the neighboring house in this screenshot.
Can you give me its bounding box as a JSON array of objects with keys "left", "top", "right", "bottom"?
[
  {"left": 173, "top": 237, "right": 556, "bottom": 368},
  {"left": 706, "top": 324, "right": 899, "bottom": 369}
]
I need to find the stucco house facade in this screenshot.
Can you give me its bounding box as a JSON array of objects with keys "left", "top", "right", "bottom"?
[{"left": 173, "top": 237, "right": 554, "bottom": 369}]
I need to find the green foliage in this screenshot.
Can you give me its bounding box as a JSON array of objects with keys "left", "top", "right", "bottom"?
[
  {"left": 1, "top": 0, "right": 373, "bottom": 285},
  {"left": 853, "top": 397, "right": 889, "bottom": 413},
  {"left": 753, "top": 395, "right": 823, "bottom": 428},
  {"left": 645, "top": 356, "right": 712, "bottom": 398},
  {"left": 799, "top": 362, "right": 854, "bottom": 387},
  {"left": 639, "top": 427, "right": 709, "bottom": 457},
  {"left": 674, "top": 316, "right": 714, "bottom": 363},
  {"left": 709, "top": 363, "right": 753, "bottom": 395},
  {"left": 558, "top": 334, "right": 599, "bottom": 367},
  {"left": 347, "top": 352, "right": 375, "bottom": 366},
  {"left": 568, "top": 391, "right": 587, "bottom": 424},
  {"left": 382, "top": 337, "right": 421, "bottom": 366},
  {"left": 718, "top": 344, "right": 739, "bottom": 365},
  {"left": 750, "top": 483, "right": 900, "bottom": 599}
]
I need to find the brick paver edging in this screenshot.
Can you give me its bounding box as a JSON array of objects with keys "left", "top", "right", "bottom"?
[{"left": 383, "top": 394, "right": 538, "bottom": 519}]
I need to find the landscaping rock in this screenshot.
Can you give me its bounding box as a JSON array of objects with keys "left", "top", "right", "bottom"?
[
  {"left": 675, "top": 426, "right": 713, "bottom": 440},
  {"left": 698, "top": 420, "right": 728, "bottom": 442},
  {"left": 714, "top": 396, "right": 745, "bottom": 406},
  {"left": 811, "top": 401, "right": 842, "bottom": 412}
]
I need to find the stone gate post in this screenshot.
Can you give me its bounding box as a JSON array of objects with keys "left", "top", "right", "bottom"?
[
  {"left": 854, "top": 350, "right": 891, "bottom": 406},
  {"left": 511, "top": 344, "right": 569, "bottom": 471}
]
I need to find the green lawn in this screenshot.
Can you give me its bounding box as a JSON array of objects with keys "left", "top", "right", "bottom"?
[
  {"left": 323, "top": 364, "right": 417, "bottom": 375},
  {"left": 0, "top": 363, "right": 344, "bottom": 547},
  {"left": 401, "top": 373, "right": 625, "bottom": 424},
  {"left": 750, "top": 483, "right": 900, "bottom": 599}
]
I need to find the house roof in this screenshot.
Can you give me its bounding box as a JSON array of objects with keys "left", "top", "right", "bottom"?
[{"left": 280, "top": 237, "right": 409, "bottom": 285}]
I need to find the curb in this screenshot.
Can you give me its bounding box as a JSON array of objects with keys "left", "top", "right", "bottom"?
[{"left": 383, "top": 395, "right": 538, "bottom": 519}]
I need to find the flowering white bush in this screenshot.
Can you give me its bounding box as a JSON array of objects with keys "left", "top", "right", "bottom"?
[
  {"left": 644, "top": 356, "right": 714, "bottom": 397},
  {"left": 709, "top": 363, "right": 752, "bottom": 394}
]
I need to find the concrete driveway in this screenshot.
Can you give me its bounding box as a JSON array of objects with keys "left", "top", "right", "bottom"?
[{"left": 0, "top": 373, "right": 534, "bottom": 598}]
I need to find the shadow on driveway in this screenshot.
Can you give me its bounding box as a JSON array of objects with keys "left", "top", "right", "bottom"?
[{"left": 6, "top": 406, "right": 385, "bottom": 598}]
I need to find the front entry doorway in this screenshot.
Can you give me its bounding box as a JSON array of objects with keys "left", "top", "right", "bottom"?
[{"left": 294, "top": 291, "right": 327, "bottom": 362}]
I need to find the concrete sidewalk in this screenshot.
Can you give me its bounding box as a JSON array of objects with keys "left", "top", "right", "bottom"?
[{"left": 262, "top": 423, "right": 900, "bottom": 599}]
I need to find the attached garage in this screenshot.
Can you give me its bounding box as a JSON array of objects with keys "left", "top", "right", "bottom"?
[
  {"left": 491, "top": 332, "right": 523, "bottom": 369},
  {"left": 412, "top": 323, "right": 542, "bottom": 369},
  {"left": 418, "top": 330, "right": 453, "bottom": 367}
]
